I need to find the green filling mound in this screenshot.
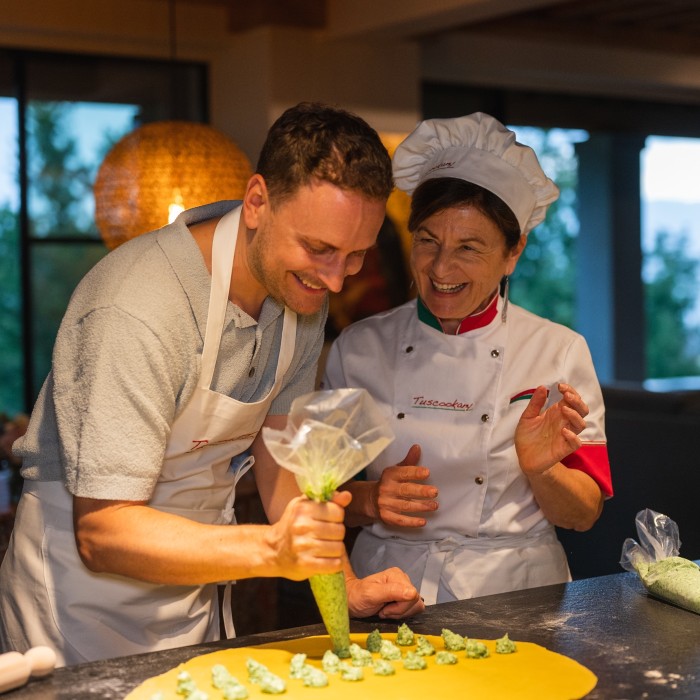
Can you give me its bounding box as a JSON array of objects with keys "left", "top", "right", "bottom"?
[{"left": 636, "top": 556, "right": 700, "bottom": 614}]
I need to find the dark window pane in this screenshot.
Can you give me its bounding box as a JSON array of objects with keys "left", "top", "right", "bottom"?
[
  {"left": 24, "top": 53, "right": 206, "bottom": 123},
  {"left": 0, "top": 194, "right": 22, "bottom": 416},
  {"left": 0, "top": 86, "right": 22, "bottom": 415}
]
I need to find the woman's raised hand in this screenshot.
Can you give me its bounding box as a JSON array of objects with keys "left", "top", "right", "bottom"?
[{"left": 515, "top": 383, "right": 588, "bottom": 475}]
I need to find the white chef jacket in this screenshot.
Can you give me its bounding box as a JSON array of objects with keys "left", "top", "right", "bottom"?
[{"left": 322, "top": 295, "right": 611, "bottom": 605}]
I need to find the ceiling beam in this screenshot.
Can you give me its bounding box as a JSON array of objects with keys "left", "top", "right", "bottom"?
[{"left": 180, "top": 0, "right": 326, "bottom": 33}]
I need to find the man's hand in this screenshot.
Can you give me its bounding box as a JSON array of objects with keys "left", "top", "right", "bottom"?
[
  {"left": 370, "top": 445, "right": 438, "bottom": 527},
  {"left": 346, "top": 566, "right": 425, "bottom": 619},
  {"left": 266, "top": 491, "right": 351, "bottom": 581},
  {"left": 515, "top": 383, "right": 588, "bottom": 475}
]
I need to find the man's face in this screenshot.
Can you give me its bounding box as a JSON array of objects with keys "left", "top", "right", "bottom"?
[{"left": 247, "top": 179, "right": 387, "bottom": 316}]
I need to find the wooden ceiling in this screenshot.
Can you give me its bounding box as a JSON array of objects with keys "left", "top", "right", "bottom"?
[
  {"left": 183, "top": 0, "right": 700, "bottom": 57},
  {"left": 181, "top": 0, "right": 325, "bottom": 33},
  {"left": 460, "top": 0, "right": 700, "bottom": 57}
]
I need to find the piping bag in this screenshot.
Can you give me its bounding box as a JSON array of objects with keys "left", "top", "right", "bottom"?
[
  {"left": 620, "top": 508, "right": 700, "bottom": 614},
  {"left": 263, "top": 388, "right": 394, "bottom": 656}
]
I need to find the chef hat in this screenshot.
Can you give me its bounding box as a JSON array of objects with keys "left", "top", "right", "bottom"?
[{"left": 393, "top": 112, "right": 559, "bottom": 235}]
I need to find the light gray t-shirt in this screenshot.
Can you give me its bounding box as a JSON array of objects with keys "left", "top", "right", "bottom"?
[{"left": 16, "top": 201, "right": 326, "bottom": 501}]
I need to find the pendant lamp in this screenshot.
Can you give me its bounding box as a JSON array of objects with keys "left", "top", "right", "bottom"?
[
  {"left": 93, "top": 0, "right": 252, "bottom": 250},
  {"left": 94, "top": 121, "right": 252, "bottom": 249}
]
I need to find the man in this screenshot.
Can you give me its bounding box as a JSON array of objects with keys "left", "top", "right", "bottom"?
[{"left": 0, "top": 102, "right": 424, "bottom": 666}]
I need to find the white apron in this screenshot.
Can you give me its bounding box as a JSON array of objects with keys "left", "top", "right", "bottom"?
[
  {"left": 351, "top": 527, "right": 569, "bottom": 606},
  {"left": 338, "top": 300, "right": 571, "bottom": 605},
  {"left": 0, "top": 206, "right": 297, "bottom": 665}
]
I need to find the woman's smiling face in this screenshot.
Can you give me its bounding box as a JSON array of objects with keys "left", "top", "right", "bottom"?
[{"left": 410, "top": 205, "right": 525, "bottom": 333}]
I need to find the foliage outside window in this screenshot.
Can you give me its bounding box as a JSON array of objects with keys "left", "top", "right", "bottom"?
[
  {"left": 643, "top": 231, "right": 700, "bottom": 379},
  {"left": 508, "top": 127, "right": 584, "bottom": 330}
]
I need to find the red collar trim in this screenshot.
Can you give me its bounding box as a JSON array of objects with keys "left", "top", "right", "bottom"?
[
  {"left": 456, "top": 294, "right": 499, "bottom": 334},
  {"left": 417, "top": 293, "right": 499, "bottom": 334}
]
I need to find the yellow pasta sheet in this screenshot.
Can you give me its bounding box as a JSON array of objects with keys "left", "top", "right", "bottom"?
[{"left": 125, "top": 632, "right": 597, "bottom": 700}]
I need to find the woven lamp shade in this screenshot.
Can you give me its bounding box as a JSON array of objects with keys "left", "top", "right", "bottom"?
[{"left": 94, "top": 121, "right": 253, "bottom": 249}]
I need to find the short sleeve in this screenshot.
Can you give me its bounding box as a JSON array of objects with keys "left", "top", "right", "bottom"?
[
  {"left": 53, "top": 306, "right": 186, "bottom": 500},
  {"left": 560, "top": 335, "right": 613, "bottom": 498}
]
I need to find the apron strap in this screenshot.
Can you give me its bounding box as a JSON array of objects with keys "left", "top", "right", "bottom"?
[
  {"left": 221, "top": 581, "right": 236, "bottom": 639},
  {"left": 420, "top": 538, "right": 459, "bottom": 606},
  {"left": 200, "top": 206, "right": 241, "bottom": 388},
  {"left": 200, "top": 205, "right": 297, "bottom": 389},
  {"left": 274, "top": 307, "right": 297, "bottom": 383}
]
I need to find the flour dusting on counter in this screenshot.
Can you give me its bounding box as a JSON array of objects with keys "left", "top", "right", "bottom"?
[{"left": 644, "top": 669, "right": 693, "bottom": 690}]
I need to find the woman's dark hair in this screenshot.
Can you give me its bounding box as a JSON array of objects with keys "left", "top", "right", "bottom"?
[
  {"left": 408, "top": 178, "right": 521, "bottom": 250},
  {"left": 256, "top": 102, "right": 393, "bottom": 206}
]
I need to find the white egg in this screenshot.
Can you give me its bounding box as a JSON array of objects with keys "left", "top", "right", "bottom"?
[
  {"left": 24, "top": 646, "right": 57, "bottom": 677},
  {"left": 0, "top": 652, "right": 30, "bottom": 692}
]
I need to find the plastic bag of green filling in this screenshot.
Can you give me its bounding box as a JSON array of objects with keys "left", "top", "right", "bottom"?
[
  {"left": 620, "top": 508, "right": 700, "bottom": 614},
  {"left": 262, "top": 388, "right": 395, "bottom": 656}
]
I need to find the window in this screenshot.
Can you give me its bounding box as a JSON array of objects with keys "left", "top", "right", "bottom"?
[
  {"left": 0, "top": 49, "right": 207, "bottom": 414},
  {"left": 24, "top": 100, "right": 139, "bottom": 396},
  {"left": 642, "top": 136, "right": 700, "bottom": 387},
  {"left": 508, "top": 130, "right": 700, "bottom": 387}
]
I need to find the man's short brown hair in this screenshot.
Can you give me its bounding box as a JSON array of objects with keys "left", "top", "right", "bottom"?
[{"left": 256, "top": 102, "right": 393, "bottom": 206}]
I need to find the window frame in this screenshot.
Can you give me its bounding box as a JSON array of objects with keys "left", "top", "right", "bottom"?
[{"left": 0, "top": 47, "right": 208, "bottom": 411}]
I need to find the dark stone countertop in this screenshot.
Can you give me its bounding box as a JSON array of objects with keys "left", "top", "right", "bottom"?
[{"left": 4, "top": 568, "right": 699, "bottom": 699}]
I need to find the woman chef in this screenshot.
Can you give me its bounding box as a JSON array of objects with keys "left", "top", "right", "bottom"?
[{"left": 322, "top": 112, "right": 613, "bottom": 605}]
